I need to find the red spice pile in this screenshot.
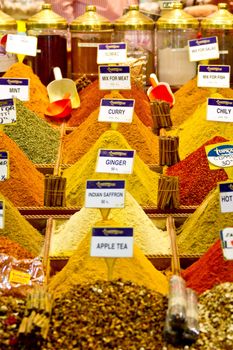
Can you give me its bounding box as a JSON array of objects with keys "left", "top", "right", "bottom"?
[
  {"left": 0, "top": 236, "right": 34, "bottom": 260},
  {"left": 182, "top": 239, "right": 233, "bottom": 294},
  {"left": 166, "top": 136, "right": 228, "bottom": 206},
  {"left": 67, "top": 79, "right": 153, "bottom": 127}
]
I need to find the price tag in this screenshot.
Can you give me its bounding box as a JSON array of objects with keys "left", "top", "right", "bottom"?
[
  {"left": 197, "top": 65, "right": 230, "bottom": 88},
  {"left": 6, "top": 34, "right": 37, "bottom": 57},
  {"left": 99, "top": 65, "right": 131, "bottom": 90},
  {"left": 0, "top": 78, "right": 29, "bottom": 101},
  {"left": 219, "top": 182, "right": 233, "bottom": 213},
  {"left": 0, "top": 200, "right": 4, "bottom": 229},
  {"left": 220, "top": 228, "right": 233, "bottom": 260},
  {"left": 9, "top": 269, "right": 31, "bottom": 284},
  {"left": 188, "top": 36, "right": 219, "bottom": 62},
  {"left": 205, "top": 142, "right": 233, "bottom": 169},
  {"left": 97, "top": 43, "right": 127, "bottom": 64},
  {"left": 98, "top": 98, "right": 135, "bottom": 123},
  {"left": 207, "top": 98, "right": 233, "bottom": 122},
  {"left": 0, "top": 99, "right": 16, "bottom": 124},
  {"left": 0, "top": 151, "right": 9, "bottom": 181},
  {"left": 159, "top": 1, "right": 175, "bottom": 10},
  {"left": 85, "top": 180, "right": 125, "bottom": 208},
  {"left": 96, "top": 149, "right": 135, "bottom": 174},
  {"left": 90, "top": 227, "right": 133, "bottom": 258}
]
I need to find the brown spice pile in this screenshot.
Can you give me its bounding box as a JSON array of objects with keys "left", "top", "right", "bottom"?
[{"left": 0, "top": 236, "right": 34, "bottom": 260}]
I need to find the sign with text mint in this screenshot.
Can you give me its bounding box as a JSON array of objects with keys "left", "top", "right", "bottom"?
[
  {"left": 188, "top": 36, "right": 219, "bottom": 62},
  {"left": 85, "top": 180, "right": 125, "bottom": 208},
  {"left": 0, "top": 200, "right": 4, "bottom": 229},
  {"left": 219, "top": 182, "right": 233, "bottom": 213},
  {"left": 207, "top": 98, "right": 233, "bottom": 122},
  {"left": 97, "top": 43, "right": 127, "bottom": 64},
  {"left": 220, "top": 228, "right": 233, "bottom": 260},
  {"left": 99, "top": 66, "right": 131, "bottom": 90},
  {"left": 0, "top": 151, "right": 9, "bottom": 181},
  {"left": 98, "top": 98, "right": 135, "bottom": 123},
  {"left": 0, "top": 78, "right": 29, "bottom": 101},
  {"left": 6, "top": 34, "right": 37, "bottom": 57},
  {"left": 0, "top": 99, "right": 16, "bottom": 124},
  {"left": 90, "top": 227, "right": 133, "bottom": 258},
  {"left": 197, "top": 65, "right": 230, "bottom": 88},
  {"left": 96, "top": 149, "right": 135, "bottom": 174}
]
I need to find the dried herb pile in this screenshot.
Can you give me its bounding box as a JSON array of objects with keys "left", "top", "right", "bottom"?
[
  {"left": 4, "top": 100, "right": 60, "bottom": 164},
  {"left": 166, "top": 136, "right": 228, "bottom": 206}
]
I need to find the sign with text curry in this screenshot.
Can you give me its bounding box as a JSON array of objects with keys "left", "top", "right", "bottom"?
[
  {"left": 205, "top": 142, "right": 233, "bottom": 170},
  {"left": 98, "top": 98, "right": 135, "bottom": 123},
  {"left": 99, "top": 65, "right": 131, "bottom": 90},
  {"left": 207, "top": 98, "right": 233, "bottom": 122},
  {"left": 85, "top": 180, "right": 125, "bottom": 208},
  {"left": 218, "top": 182, "right": 233, "bottom": 213},
  {"left": 220, "top": 228, "right": 233, "bottom": 260},
  {"left": 96, "top": 149, "right": 135, "bottom": 174},
  {"left": 90, "top": 227, "right": 134, "bottom": 258}
]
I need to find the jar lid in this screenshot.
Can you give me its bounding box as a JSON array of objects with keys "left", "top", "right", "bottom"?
[
  {"left": 69, "top": 5, "right": 113, "bottom": 31},
  {"left": 201, "top": 3, "right": 233, "bottom": 30},
  {"left": 0, "top": 10, "right": 17, "bottom": 30},
  {"left": 156, "top": 2, "right": 199, "bottom": 29},
  {"left": 114, "top": 4, "right": 155, "bottom": 30},
  {"left": 26, "top": 3, "right": 68, "bottom": 30}
]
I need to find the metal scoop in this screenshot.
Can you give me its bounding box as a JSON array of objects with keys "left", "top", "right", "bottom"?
[{"left": 47, "top": 67, "right": 80, "bottom": 109}]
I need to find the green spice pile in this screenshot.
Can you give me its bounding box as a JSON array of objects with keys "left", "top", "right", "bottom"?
[
  {"left": 4, "top": 100, "right": 60, "bottom": 164},
  {"left": 45, "top": 280, "right": 167, "bottom": 350}
]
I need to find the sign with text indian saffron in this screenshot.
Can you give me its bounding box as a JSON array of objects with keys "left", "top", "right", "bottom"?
[
  {"left": 85, "top": 180, "right": 125, "bottom": 208},
  {"left": 0, "top": 99, "right": 16, "bottom": 124},
  {"left": 188, "top": 36, "right": 219, "bottom": 62},
  {"left": 205, "top": 142, "right": 233, "bottom": 169},
  {"left": 99, "top": 65, "right": 131, "bottom": 90},
  {"left": 206, "top": 98, "right": 233, "bottom": 122},
  {"left": 218, "top": 182, "right": 233, "bottom": 213},
  {"left": 98, "top": 98, "right": 135, "bottom": 123},
  {"left": 220, "top": 228, "right": 233, "bottom": 260},
  {"left": 96, "top": 149, "right": 135, "bottom": 174},
  {"left": 197, "top": 65, "right": 230, "bottom": 88},
  {"left": 90, "top": 227, "right": 133, "bottom": 258}
]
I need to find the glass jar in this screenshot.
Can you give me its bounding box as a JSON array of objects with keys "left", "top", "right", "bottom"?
[
  {"left": 156, "top": 3, "right": 199, "bottom": 89},
  {"left": 1, "top": 0, "right": 44, "bottom": 20},
  {"left": 201, "top": 3, "right": 233, "bottom": 87},
  {"left": 0, "top": 9, "right": 17, "bottom": 74},
  {"left": 114, "top": 4, "right": 155, "bottom": 85},
  {"left": 26, "top": 3, "right": 68, "bottom": 86},
  {"left": 70, "top": 6, "right": 113, "bottom": 81}
]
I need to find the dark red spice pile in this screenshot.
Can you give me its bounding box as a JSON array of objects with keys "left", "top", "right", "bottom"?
[
  {"left": 182, "top": 239, "right": 233, "bottom": 294},
  {"left": 0, "top": 236, "right": 34, "bottom": 260},
  {"left": 166, "top": 136, "right": 228, "bottom": 206}
]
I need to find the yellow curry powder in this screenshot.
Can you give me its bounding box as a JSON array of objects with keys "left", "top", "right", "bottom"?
[
  {"left": 62, "top": 130, "right": 160, "bottom": 207},
  {"left": 169, "top": 93, "right": 233, "bottom": 159},
  {"left": 62, "top": 91, "right": 159, "bottom": 165}
]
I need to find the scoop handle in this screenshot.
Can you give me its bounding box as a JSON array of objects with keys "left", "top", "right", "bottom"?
[{"left": 53, "top": 67, "right": 63, "bottom": 80}]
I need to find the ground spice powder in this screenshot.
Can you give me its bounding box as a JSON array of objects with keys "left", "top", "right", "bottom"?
[
  {"left": 3, "top": 62, "right": 49, "bottom": 120},
  {"left": 0, "top": 131, "right": 44, "bottom": 207},
  {"left": 166, "top": 136, "right": 228, "bottom": 206},
  {"left": 63, "top": 130, "right": 160, "bottom": 207},
  {"left": 63, "top": 91, "right": 159, "bottom": 165},
  {"left": 0, "top": 236, "right": 34, "bottom": 260},
  {"left": 4, "top": 100, "right": 60, "bottom": 164}
]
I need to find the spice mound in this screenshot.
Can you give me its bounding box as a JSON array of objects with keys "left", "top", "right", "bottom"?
[
  {"left": 0, "top": 131, "right": 44, "bottom": 207},
  {"left": 166, "top": 136, "right": 228, "bottom": 206},
  {"left": 63, "top": 130, "right": 160, "bottom": 207},
  {"left": 49, "top": 231, "right": 169, "bottom": 297},
  {"left": 3, "top": 62, "right": 49, "bottom": 119},
  {"left": 46, "top": 280, "right": 167, "bottom": 349},
  {"left": 0, "top": 192, "right": 43, "bottom": 256},
  {"left": 169, "top": 92, "right": 233, "bottom": 159},
  {"left": 63, "top": 91, "right": 159, "bottom": 165},
  {"left": 50, "top": 192, "right": 170, "bottom": 256},
  {"left": 4, "top": 100, "right": 60, "bottom": 164},
  {"left": 0, "top": 237, "right": 34, "bottom": 260},
  {"left": 182, "top": 239, "right": 233, "bottom": 294},
  {"left": 67, "top": 79, "right": 153, "bottom": 127},
  {"left": 177, "top": 187, "right": 233, "bottom": 255}
]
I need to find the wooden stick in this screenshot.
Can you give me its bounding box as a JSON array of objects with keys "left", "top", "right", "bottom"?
[
  {"left": 43, "top": 218, "right": 53, "bottom": 285},
  {"left": 167, "top": 216, "right": 181, "bottom": 276}
]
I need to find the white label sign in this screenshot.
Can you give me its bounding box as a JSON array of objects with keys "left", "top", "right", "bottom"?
[
  {"left": 206, "top": 142, "right": 233, "bottom": 169},
  {"left": 220, "top": 228, "right": 233, "bottom": 260},
  {"left": 0, "top": 200, "right": 4, "bottom": 229},
  {"left": 97, "top": 43, "right": 127, "bottom": 64},
  {"left": 85, "top": 180, "right": 125, "bottom": 208},
  {"left": 0, "top": 151, "right": 8, "bottom": 181},
  {"left": 219, "top": 182, "right": 233, "bottom": 213},
  {"left": 99, "top": 65, "right": 131, "bottom": 90},
  {"left": 198, "top": 65, "right": 230, "bottom": 88},
  {"left": 90, "top": 227, "right": 133, "bottom": 257},
  {"left": 188, "top": 36, "right": 219, "bottom": 62},
  {"left": 159, "top": 1, "right": 176, "bottom": 10},
  {"left": 96, "top": 149, "right": 135, "bottom": 174},
  {"left": 207, "top": 98, "right": 233, "bottom": 122},
  {"left": 6, "top": 34, "right": 37, "bottom": 57},
  {"left": 98, "top": 98, "right": 135, "bottom": 123},
  {"left": 0, "top": 78, "right": 29, "bottom": 101},
  {"left": 0, "top": 99, "right": 16, "bottom": 124}
]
